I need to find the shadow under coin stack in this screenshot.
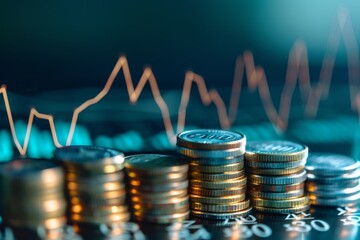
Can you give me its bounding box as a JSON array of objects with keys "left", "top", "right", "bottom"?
[
  {"left": 125, "top": 154, "right": 189, "bottom": 223},
  {"left": 177, "top": 129, "right": 251, "bottom": 220},
  {"left": 305, "top": 153, "right": 360, "bottom": 206},
  {"left": 245, "top": 141, "right": 309, "bottom": 214},
  {"left": 0, "top": 159, "right": 67, "bottom": 239},
  {"left": 54, "top": 146, "right": 129, "bottom": 231}
]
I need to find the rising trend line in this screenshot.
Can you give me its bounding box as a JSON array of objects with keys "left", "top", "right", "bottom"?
[{"left": 0, "top": 8, "right": 359, "bottom": 156}]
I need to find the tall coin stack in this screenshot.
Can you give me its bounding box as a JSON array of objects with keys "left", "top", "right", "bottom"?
[
  {"left": 305, "top": 153, "right": 360, "bottom": 206},
  {"left": 0, "top": 159, "right": 67, "bottom": 236},
  {"left": 125, "top": 154, "right": 190, "bottom": 223},
  {"left": 177, "top": 129, "right": 251, "bottom": 220},
  {"left": 245, "top": 141, "right": 309, "bottom": 214},
  {"left": 54, "top": 146, "right": 129, "bottom": 229}
]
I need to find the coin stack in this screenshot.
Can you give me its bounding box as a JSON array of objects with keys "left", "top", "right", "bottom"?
[
  {"left": 177, "top": 129, "right": 251, "bottom": 220},
  {"left": 0, "top": 159, "right": 67, "bottom": 232},
  {"left": 245, "top": 141, "right": 309, "bottom": 214},
  {"left": 125, "top": 154, "right": 189, "bottom": 223},
  {"left": 53, "top": 146, "right": 129, "bottom": 228},
  {"left": 305, "top": 153, "right": 360, "bottom": 206}
]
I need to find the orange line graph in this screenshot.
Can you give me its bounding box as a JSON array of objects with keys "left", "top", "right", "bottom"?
[{"left": 1, "top": 8, "right": 359, "bottom": 156}]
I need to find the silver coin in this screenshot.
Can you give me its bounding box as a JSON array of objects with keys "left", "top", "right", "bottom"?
[
  {"left": 306, "top": 182, "right": 360, "bottom": 198},
  {"left": 305, "top": 153, "right": 360, "bottom": 176},
  {"left": 189, "top": 155, "right": 244, "bottom": 166},
  {"left": 306, "top": 179, "right": 360, "bottom": 190},
  {"left": 248, "top": 170, "right": 307, "bottom": 185},
  {"left": 307, "top": 169, "right": 360, "bottom": 184},
  {"left": 245, "top": 141, "right": 308, "bottom": 162},
  {"left": 177, "top": 129, "right": 246, "bottom": 150},
  {"left": 246, "top": 158, "right": 306, "bottom": 169},
  {"left": 54, "top": 145, "right": 124, "bottom": 166},
  {"left": 125, "top": 154, "right": 188, "bottom": 173},
  {"left": 309, "top": 192, "right": 360, "bottom": 206}
]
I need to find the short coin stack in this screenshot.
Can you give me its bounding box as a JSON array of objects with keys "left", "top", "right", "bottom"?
[
  {"left": 177, "top": 129, "right": 251, "bottom": 220},
  {"left": 54, "top": 146, "right": 129, "bottom": 228},
  {"left": 245, "top": 141, "right": 309, "bottom": 214},
  {"left": 125, "top": 154, "right": 190, "bottom": 223},
  {"left": 305, "top": 153, "right": 360, "bottom": 206},
  {"left": 0, "top": 159, "right": 67, "bottom": 234}
]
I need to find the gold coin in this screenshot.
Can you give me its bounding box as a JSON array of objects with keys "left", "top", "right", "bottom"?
[
  {"left": 67, "top": 181, "right": 125, "bottom": 192},
  {"left": 68, "top": 189, "right": 126, "bottom": 199},
  {"left": 190, "top": 170, "right": 244, "bottom": 181},
  {"left": 65, "top": 171, "right": 124, "bottom": 183},
  {"left": 190, "top": 177, "right": 247, "bottom": 189},
  {"left": 125, "top": 154, "right": 188, "bottom": 174},
  {"left": 131, "top": 196, "right": 189, "bottom": 208},
  {"left": 128, "top": 180, "right": 188, "bottom": 192},
  {"left": 70, "top": 195, "right": 126, "bottom": 207},
  {"left": 251, "top": 196, "right": 309, "bottom": 208},
  {"left": 249, "top": 189, "right": 304, "bottom": 200},
  {"left": 191, "top": 199, "right": 250, "bottom": 213},
  {"left": 189, "top": 162, "right": 244, "bottom": 173},
  {"left": 248, "top": 182, "right": 305, "bottom": 193},
  {"left": 190, "top": 194, "right": 246, "bottom": 204},
  {"left": 191, "top": 207, "right": 252, "bottom": 220},
  {"left": 127, "top": 171, "right": 188, "bottom": 183},
  {"left": 245, "top": 165, "right": 304, "bottom": 176},
  {"left": 133, "top": 204, "right": 189, "bottom": 216},
  {"left": 189, "top": 186, "right": 246, "bottom": 197},
  {"left": 130, "top": 189, "right": 188, "bottom": 202},
  {"left": 71, "top": 205, "right": 128, "bottom": 216},
  {"left": 253, "top": 204, "right": 310, "bottom": 214},
  {"left": 71, "top": 212, "right": 130, "bottom": 224},
  {"left": 64, "top": 161, "right": 124, "bottom": 174},
  {"left": 7, "top": 216, "right": 67, "bottom": 230},
  {"left": 133, "top": 210, "right": 189, "bottom": 224}
]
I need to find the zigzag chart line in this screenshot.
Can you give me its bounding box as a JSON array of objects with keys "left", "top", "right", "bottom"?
[{"left": 1, "top": 8, "right": 360, "bottom": 156}]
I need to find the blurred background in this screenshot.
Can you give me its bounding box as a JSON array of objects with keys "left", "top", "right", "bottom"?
[{"left": 1, "top": 0, "right": 360, "bottom": 160}]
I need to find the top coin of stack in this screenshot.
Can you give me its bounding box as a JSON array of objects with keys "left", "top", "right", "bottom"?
[
  {"left": 125, "top": 154, "right": 189, "bottom": 223},
  {"left": 177, "top": 129, "right": 252, "bottom": 220},
  {"left": 305, "top": 153, "right": 360, "bottom": 206},
  {"left": 54, "top": 146, "right": 129, "bottom": 227},
  {"left": 0, "top": 159, "right": 67, "bottom": 230},
  {"left": 245, "top": 141, "right": 309, "bottom": 214}
]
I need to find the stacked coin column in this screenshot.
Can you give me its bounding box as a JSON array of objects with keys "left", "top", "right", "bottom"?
[
  {"left": 245, "top": 141, "right": 309, "bottom": 214},
  {"left": 305, "top": 153, "right": 360, "bottom": 206},
  {"left": 54, "top": 146, "right": 129, "bottom": 232},
  {"left": 125, "top": 154, "right": 189, "bottom": 223},
  {"left": 177, "top": 129, "right": 252, "bottom": 220},
  {"left": 0, "top": 159, "right": 67, "bottom": 239}
]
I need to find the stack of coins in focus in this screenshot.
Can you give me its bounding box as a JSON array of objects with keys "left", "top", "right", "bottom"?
[
  {"left": 305, "top": 153, "right": 360, "bottom": 206},
  {"left": 125, "top": 154, "right": 190, "bottom": 223},
  {"left": 177, "top": 129, "right": 251, "bottom": 220},
  {"left": 245, "top": 141, "right": 309, "bottom": 214},
  {"left": 54, "top": 146, "right": 129, "bottom": 229},
  {"left": 0, "top": 159, "right": 67, "bottom": 237}
]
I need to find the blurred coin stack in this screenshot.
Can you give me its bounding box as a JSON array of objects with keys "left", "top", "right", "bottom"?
[
  {"left": 54, "top": 146, "right": 129, "bottom": 229},
  {"left": 177, "top": 129, "right": 251, "bottom": 220},
  {"left": 305, "top": 153, "right": 360, "bottom": 206},
  {"left": 125, "top": 154, "right": 190, "bottom": 223},
  {"left": 0, "top": 159, "right": 67, "bottom": 235},
  {"left": 245, "top": 141, "right": 309, "bottom": 214}
]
